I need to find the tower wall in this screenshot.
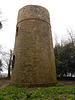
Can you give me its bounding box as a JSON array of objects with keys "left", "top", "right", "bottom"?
[{"left": 10, "top": 5, "right": 57, "bottom": 87}]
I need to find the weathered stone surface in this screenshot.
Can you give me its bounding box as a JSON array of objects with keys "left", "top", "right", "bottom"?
[
  {"left": 17, "top": 5, "right": 50, "bottom": 24},
  {"left": 10, "top": 5, "right": 57, "bottom": 87}
]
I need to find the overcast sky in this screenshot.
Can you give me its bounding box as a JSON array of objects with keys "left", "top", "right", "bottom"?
[{"left": 0, "top": 0, "right": 75, "bottom": 50}]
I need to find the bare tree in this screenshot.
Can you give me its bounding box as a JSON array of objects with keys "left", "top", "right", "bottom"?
[
  {"left": 0, "top": 59, "right": 2, "bottom": 73},
  {"left": 1, "top": 50, "right": 13, "bottom": 78},
  {"left": 0, "top": 45, "right": 13, "bottom": 77},
  {"left": 0, "top": 9, "right": 2, "bottom": 29},
  {"left": 0, "top": 9, "right": 7, "bottom": 30},
  {"left": 0, "top": 21, "right": 2, "bottom": 29},
  {"left": 67, "top": 28, "right": 75, "bottom": 56}
]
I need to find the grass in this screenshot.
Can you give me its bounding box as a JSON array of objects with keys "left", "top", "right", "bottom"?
[{"left": 0, "top": 83, "right": 75, "bottom": 100}]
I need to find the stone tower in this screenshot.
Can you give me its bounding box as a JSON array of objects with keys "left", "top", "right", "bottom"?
[{"left": 10, "top": 5, "right": 57, "bottom": 87}]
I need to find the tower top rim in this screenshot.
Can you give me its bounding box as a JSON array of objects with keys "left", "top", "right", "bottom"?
[{"left": 17, "top": 5, "right": 50, "bottom": 24}]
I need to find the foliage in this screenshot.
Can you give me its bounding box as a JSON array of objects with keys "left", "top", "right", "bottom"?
[
  {"left": 56, "top": 82, "right": 64, "bottom": 87},
  {"left": 0, "top": 85, "right": 75, "bottom": 100},
  {"left": 54, "top": 42, "right": 75, "bottom": 77}
]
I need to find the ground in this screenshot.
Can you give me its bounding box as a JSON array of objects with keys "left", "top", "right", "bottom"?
[
  {"left": 0, "top": 77, "right": 10, "bottom": 89},
  {"left": 58, "top": 80, "right": 75, "bottom": 85},
  {"left": 0, "top": 77, "right": 75, "bottom": 89}
]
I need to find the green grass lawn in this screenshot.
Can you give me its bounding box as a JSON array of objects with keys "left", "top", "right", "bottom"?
[{"left": 0, "top": 83, "right": 75, "bottom": 100}]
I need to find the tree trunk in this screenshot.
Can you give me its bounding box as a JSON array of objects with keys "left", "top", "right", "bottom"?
[
  {"left": 8, "top": 50, "right": 12, "bottom": 78},
  {"left": 8, "top": 60, "right": 11, "bottom": 78},
  {"left": 71, "top": 72, "right": 72, "bottom": 77}
]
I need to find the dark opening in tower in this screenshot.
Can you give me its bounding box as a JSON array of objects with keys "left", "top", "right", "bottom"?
[
  {"left": 12, "top": 55, "right": 15, "bottom": 69},
  {"left": 16, "top": 26, "right": 19, "bottom": 36}
]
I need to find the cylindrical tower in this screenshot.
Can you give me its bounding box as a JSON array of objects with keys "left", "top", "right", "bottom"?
[{"left": 10, "top": 5, "right": 57, "bottom": 87}]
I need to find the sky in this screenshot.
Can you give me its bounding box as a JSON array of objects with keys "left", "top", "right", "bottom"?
[{"left": 0, "top": 0, "right": 75, "bottom": 51}]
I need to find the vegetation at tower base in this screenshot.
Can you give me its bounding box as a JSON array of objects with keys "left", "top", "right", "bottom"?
[
  {"left": 0, "top": 85, "right": 75, "bottom": 99},
  {"left": 10, "top": 5, "right": 57, "bottom": 87}
]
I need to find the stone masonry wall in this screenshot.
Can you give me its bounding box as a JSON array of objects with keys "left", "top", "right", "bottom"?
[{"left": 10, "top": 5, "right": 57, "bottom": 87}]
